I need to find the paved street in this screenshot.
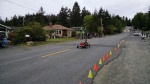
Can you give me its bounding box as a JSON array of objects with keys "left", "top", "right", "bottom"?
[
  {"left": 0, "top": 32, "right": 129, "bottom": 84},
  {"left": 93, "top": 33, "right": 150, "bottom": 84}
]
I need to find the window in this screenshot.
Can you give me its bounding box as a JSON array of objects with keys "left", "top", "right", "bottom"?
[
  {"left": 56, "top": 30, "right": 59, "bottom": 34},
  {"left": 59, "top": 30, "right": 61, "bottom": 34}
]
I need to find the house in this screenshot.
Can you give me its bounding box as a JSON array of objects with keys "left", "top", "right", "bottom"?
[
  {"left": 123, "top": 26, "right": 133, "bottom": 32},
  {"left": 0, "top": 24, "right": 12, "bottom": 38},
  {"left": 71, "top": 27, "right": 86, "bottom": 33},
  {"left": 71, "top": 27, "right": 87, "bottom": 39},
  {"left": 43, "top": 24, "right": 72, "bottom": 38}
]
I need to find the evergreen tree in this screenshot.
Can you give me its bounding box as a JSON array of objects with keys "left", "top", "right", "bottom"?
[
  {"left": 132, "top": 13, "right": 144, "bottom": 29},
  {"left": 71, "top": 2, "right": 81, "bottom": 26},
  {"left": 17, "top": 16, "right": 24, "bottom": 27},
  {"left": 48, "top": 14, "right": 57, "bottom": 25},
  {"left": 36, "top": 7, "right": 45, "bottom": 26},
  {"left": 11, "top": 15, "right": 18, "bottom": 26},
  {"left": 146, "top": 8, "right": 150, "bottom": 30},
  {"left": 132, "top": 8, "right": 150, "bottom": 31},
  {"left": 93, "top": 9, "right": 100, "bottom": 27},
  {"left": 98, "top": 7, "right": 104, "bottom": 18},
  {"left": 58, "top": 6, "right": 68, "bottom": 27},
  {"left": 67, "top": 8, "right": 72, "bottom": 27},
  {"left": 103, "top": 10, "right": 111, "bottom": 27},
  {"left": 5, "top": 17, "right": 9, "bottom": 25},
  {"left": 0, "top": 17, "right": 4, "bottom": 24}
]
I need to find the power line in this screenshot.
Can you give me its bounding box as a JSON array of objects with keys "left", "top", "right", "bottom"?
[
  {"left": 16, "top": 0, "right": 59, "bottom": 13},
  {"left": 53, "top": 0, "right": 73, "bottom": 8},
  {"left": 16, "top": 0, "right": 40, "bottom": 9},
  {"left": 5, "top": 0, "right": 60, "bottom": 15},
  {"left": 5, "top": 0, "right": 37, "bottom": 11},
  {"left": 51, "top": 0, "right": 64, "bottom": 6},
  {"left": 35, "top": 0, "right": 60, "bottom": 10}
]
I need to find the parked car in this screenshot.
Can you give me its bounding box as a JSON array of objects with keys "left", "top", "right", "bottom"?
[
  {"left": 134, "top": 31, "right": 140, "bottom": 36},
  {"left": 134, "top": 32, "right": 139, "bottom": 36},
  {"left": 0, "top": 32, "right": 7, "bottom": 47}
]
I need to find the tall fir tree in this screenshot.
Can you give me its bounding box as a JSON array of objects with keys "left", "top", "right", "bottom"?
[
  {"left": 67, "top": 8, "right": 72, "bottom": 27},
  {"left": 0, "top": 17, "right": 4, "bottom": 24},
  {"left": 98, "top": 7, "right": 104, "bottom": 18},
  {"left": 11, "top": 15, "right": 18, "bottom": 26},
  {"left": 5, "top": 17, "right": 9, "bottom": 25},
  {"left": 58, "top": 6, "right": 68, "bottom": 27},
  {"left": 36, "top": 7, "right": 45, "bottom": 26},
  {"left": 71, "top": 2, "right": 81, "bottom": 26},
  {"left": 48, "top": 14, "right": 58, "bottom": 25}
]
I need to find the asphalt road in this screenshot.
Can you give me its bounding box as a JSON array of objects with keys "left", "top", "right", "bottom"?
[
  {"left": 93, "top": 33, "right": 150, "bottom": 84},
  {"left": 0, "top": 32, "right": 129, "bottom": 84}
]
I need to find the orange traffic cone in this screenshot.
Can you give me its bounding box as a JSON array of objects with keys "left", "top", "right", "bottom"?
[
  {"left": 93, "top": 63, "right": 98, "bottom": 71},
  {"left": 105, "top": 53, "right": 109, "bottom": 58},
  {"left": 102, "top": 56, "right": 106, "bottom": 62},
  {"left": 79, "top": 81, "right": 83, "bottom": 84},
  {"left": 114, "top": 47, "right": 117, "bottom": 52}
]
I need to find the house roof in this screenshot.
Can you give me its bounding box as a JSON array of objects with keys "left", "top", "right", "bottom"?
[
  {"left": 8, "top": 26, "right": 19, "bottom": 30},
  {"left": 71, "top": 27, "right": 85, "bottom": 31},
  {"left": 71, "top": 27, "right": 80, "bottom": 30},
  {"left": 43, "top": 26, "right": 51, "bottom": 30},
  {"left": 43, "top": 24, "right": 72, "bottom": 30},
  {"left": 0, "top": 24, "right": 11, "bottom": 30},
  {"left": 0, "top": 24, "right": 12, "bottom": 31},
  {"left": 52, "top": 25, "right": 72, "bottom": 30}
]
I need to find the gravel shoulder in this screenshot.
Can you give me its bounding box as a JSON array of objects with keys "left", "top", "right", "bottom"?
[{"left": 93, "top": 36, "right": 150, "bottom": 84}]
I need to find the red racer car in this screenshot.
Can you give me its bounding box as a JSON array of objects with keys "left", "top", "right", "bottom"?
[{"left": 77, "top": 39, "right": 90, "bottom": 49}]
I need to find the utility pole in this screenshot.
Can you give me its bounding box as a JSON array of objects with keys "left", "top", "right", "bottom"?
[
  {"left": 148, "top": 6, "right": 150, "bottom": 15},
  {"left": 101, "top": 18, "right": 104, "bottom": 37}
]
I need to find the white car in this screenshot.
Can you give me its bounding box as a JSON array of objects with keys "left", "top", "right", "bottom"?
[{"left": 134, "top": 32, "right": 139, "bottom": 36}]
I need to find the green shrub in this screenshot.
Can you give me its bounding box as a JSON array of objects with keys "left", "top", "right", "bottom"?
[
  {"left": 11, "top": 22, "right": 46, "bottom": 45},
  {"left": 11, "top": 37, "right": 22, "bottom": 45},
  {"left": 71, "top": 31, "right": 76, "bottom": 37}
]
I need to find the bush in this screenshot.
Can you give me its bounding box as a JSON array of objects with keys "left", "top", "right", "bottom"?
[
  {"left": 11, "top": 37, "right": 22, "bottom": 45},
  {"left": 71, "top": 31, "right": 76, "bottom": 37},
  {"left": 11, "top": 22, "right": 46, "bottom": 45}
]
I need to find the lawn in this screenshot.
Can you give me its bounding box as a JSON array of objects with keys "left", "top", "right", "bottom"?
[{"left": 30, "top": 37, "right": 77, "bottom": 46}]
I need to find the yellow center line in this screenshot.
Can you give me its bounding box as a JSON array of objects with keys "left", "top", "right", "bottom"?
[{"left": 41, "top": 49, "right": 70, "bottom": 58}]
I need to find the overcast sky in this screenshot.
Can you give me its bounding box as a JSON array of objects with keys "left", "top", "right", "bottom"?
[{"left": 0, "top": 0, "right": 149, "bottom": 20}]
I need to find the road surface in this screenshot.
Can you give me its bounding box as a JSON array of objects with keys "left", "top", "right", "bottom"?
[{"left": 0, "top": 32, "right": 129, "bottom": 84}]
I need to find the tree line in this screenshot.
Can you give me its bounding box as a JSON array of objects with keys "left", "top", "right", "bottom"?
[
  {"left": 132, "top": 8, "right": 150, "bottom": 31},
  {"left": 0, "top": 2, "right": 132, "bottom": 35}
]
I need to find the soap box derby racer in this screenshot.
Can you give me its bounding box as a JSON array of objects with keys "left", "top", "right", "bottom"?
[{"left": 77, "top": 39, "right": 90, "bottom": 49}]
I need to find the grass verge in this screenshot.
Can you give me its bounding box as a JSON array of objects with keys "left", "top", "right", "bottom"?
[{"left": 30, "top": 37, "right": 77, "bottom": 46}]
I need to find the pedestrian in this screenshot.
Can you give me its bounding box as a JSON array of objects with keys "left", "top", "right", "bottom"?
[{"left": 141, "top": 34, "right": 145, "bottom": 42}]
